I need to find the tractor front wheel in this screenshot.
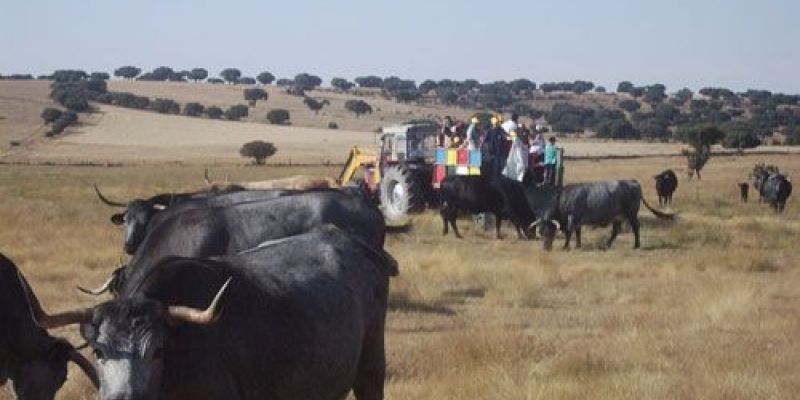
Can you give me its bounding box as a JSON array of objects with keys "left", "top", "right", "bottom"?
[{"left": 380, "top": 165, "right": 426, "bottom": 221}]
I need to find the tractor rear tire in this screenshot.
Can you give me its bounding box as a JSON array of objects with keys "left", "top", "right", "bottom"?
[{"left": 380, "top": 165, "right": 426, "bottom": 221}]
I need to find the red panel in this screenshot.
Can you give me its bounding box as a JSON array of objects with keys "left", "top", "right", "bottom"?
[
  {"left": 456, "top": 149, "right": 469, "bottom": 164},
  {"left": 434, "top": 164, "right": 446, "bottom": 184}
]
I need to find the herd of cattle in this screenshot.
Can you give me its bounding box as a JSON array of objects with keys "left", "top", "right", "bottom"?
[{"left": 0, "top": 162, "right": 792, "bottom": 400}]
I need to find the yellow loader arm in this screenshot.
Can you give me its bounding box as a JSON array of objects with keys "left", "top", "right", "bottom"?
[{"left": 338, "top": 146, "right": 378, "bottom": 185}]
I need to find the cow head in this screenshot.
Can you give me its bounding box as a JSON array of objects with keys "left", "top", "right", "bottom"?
[
  {"left": 529, "top": 218, "right": 561, "bottom": 251},
  {"left": 94, "top": 186, "right": 167, "bottom": 255},
  {"left": 47, "top": 279, "right": 230, "bottom": 400}
]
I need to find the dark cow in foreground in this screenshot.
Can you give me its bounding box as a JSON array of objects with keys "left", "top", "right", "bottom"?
[
  {"left": 752, "top": 165, "right": 792, "bottom": 213},
  {"left": 439, "top": 175, "right": 535, "bottom": 239},
  {"left": 529, "top": 180, "right": 675, "bottom": 250},
  {"left": 0, "top": 253, "right": 98, "bottom": 399},
  {"left": 85, "top": 189, "right": 385, "bottom": 297},
  {"left": 44, "top": 226, "right": 397, "bottom": 400},
  {"left": 654, "top": 169, "right": 678, "bottom": 207}
]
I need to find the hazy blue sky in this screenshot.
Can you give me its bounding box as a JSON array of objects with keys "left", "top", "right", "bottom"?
[{"left": 2, "top": 0, "right": 798, "bottom": 93}]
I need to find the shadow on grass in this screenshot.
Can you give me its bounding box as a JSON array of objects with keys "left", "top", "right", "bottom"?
[{"left": 389, "top": 293, "right": 457, "bottom": 316}]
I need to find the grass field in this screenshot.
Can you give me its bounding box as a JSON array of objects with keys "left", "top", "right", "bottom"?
[{"left": 1, "top": 153, "right": 798, "bottom": 399}]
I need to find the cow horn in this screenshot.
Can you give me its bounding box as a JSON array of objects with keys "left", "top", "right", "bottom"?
[
  {"left": 153, "top": 204, "right": 167, "bottom": 210},
  {"left": 528, "top": 219, "right": 543, "bottom": 230},
  {"left": 167, "top": 277, "right": 232, "bottom": 325},
  {"left": 18, "top": 270, "right": 93, "bottom": 328},
  {"left": 77, "top": 275, "right": 115, "bottom": 296},
  {"left": 93, "top": 185, "right": 126, "bottom": 207},
  {"left": 69, "top": 349, "right": 99, "bottom": 388},
  {"left": 551, "top": 220, "right": 561, "bottom": 231}
]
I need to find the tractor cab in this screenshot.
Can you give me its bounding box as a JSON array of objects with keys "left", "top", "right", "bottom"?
[{"left": 379, "top": 124, "right": 438, "bottom": 165}]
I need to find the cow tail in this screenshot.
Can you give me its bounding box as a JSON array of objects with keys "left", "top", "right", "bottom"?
[{"left": 641, "top": 196, "right": 676, "bottom": 220}]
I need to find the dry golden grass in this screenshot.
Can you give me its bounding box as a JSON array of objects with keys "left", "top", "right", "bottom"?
[{"left": 1, "top": 153, "right": 799, "bottom": 399}]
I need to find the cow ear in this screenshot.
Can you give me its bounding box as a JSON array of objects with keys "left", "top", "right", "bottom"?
[{"left": 110, "top": 213, "right": 125, "bottom": 225}]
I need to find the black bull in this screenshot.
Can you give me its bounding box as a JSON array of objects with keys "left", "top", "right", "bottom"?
[
  {"left": 85, "top": 189, "right": 385, "bottom": 297},
  {"left": 529, "top": 180, "right": 675, "bottom": 250},
  {"left": 0, "top": 253, "right": 98, "bottom": 400},
  {"left": 39, "top": 226, "right": 397, "bottom": 400}
]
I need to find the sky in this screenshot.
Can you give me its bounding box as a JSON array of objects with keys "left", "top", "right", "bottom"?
[{"left": 1, "top": 0, "right": 799, "bottom": 93}]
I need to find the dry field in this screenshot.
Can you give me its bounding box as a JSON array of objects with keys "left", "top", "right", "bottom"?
[{"left": 1, "top": 153, "right": 798, "bottom": 400}]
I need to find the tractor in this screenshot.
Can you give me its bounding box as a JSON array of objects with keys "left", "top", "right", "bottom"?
[{"left": 339, "top": 123, "right": 440, "bottom": 221}]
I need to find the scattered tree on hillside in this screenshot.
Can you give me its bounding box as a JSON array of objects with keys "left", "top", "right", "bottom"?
[
  {"left": 257, "top": 72, "right": 275, "bottom": 85},
  {"left": 331, "top": 77, "right": 354, "bottom": 91},
  {"left": 681, "top": 125, "right": 725, "bottom": 179},
  {"left": 151, "top": 98, "right": 180, "bottom": 114},
  {"left": 509, "top": 79, "right": 536, "bottom": 95},
  {"left": 243, "top": 88, "right": 267, "bottom": 106},
  {"left": 239, "top": 140, "right": 277, "bottom": 165},
  {"left": 90, "top": 72, "right": 110, "bottom": 81},
  {"left": 238, "top": 77, "right": 256, "bottom": 85},
  {"left": 720, "top": 122, "right": 761, "bottom": 149},
  {"left": 220, "top": 68, "right": 242, "bottom": 84},
  {"left": 572, "top": 80, "right": 595, "bottom": 94},
  {"left": 266, "top": 109, "right": 291, "bottom": 125},
  {"left": 595, "top": 86, "right": 606, "bottom": 93},
  {"left": 208, "top": 78, "right": 225, "bottom": 84},
  {"left": 293, "top": 73, "right": 323, "bottom": 91},
  {"left": 184, "top": 102, "right": 205, "bottom": 117},
  {"left": 418, "top": 79, "right": 437, "bottom": 94},
  {"left": 41, "top": 108, "right": 63, "bottom": 124},
  {"left": 618, "top": 99, "right": 641, "bottom": 112},
  {"left": 595, "top": 119, "right": 639, "bottom": 139},
  {"left": 206, "top": 106, "right": 224, "bottom": 119},
  {"left": 303, "top": 97, "right": 329, "bottom": 114},
  {"left": 225, "top": 104, "right": 249, "bottom": 120},
  {"left": 345, "top": 99, "right": 373, "bottom": 118},
  {"left": 672, "top": 88, "right": 693, "bottom": 106},
  {"left": 354, "top": 76, "right": 383, "bottom": 88},
  {"left": 644, "top": 84, "right": 667, "bottom": 105},
  {"left": 145, "top": 66, "right": 176, "bottom": 81},
  {"left": 189, "top": 68, "right": 208, "bottom": 82},
  {"left": 276, "top": 78, "right": 293, "bottom": 86},
  {"left": 46, "top": 111, "right": 78, "bottom": 137},
  {"left": 617, "top": 81, "right": 634, "bottom": 93},
  {"left": 52, "top": 70, "right": 88, "bottom": 82}
]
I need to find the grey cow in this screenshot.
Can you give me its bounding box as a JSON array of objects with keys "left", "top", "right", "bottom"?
[
  {"left": 43, "top": 226, "right": 397, "bottom": 400},
  {"left": 529, "top": 180, "right": 674, "bottom": 250}
]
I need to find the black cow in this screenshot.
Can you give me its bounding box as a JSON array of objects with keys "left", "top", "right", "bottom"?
[
  {"left": 654, "top": 169, "right": 678, "bottom": 207},
  {"left": 752, "top": 166, "right": 792, "bottom": 213},
  {"left": 94, "top": 185, "right": 243, "bottom": 254},
  {"left": 529, "top": 180, "right": 675, "bottom": 250},
  {"left": 439, "top": 175, "right": 535, "bottom": 239},
  {"left": 86, "top": 189, "right": 385, "bottom": 298},
  {"left": 0, "top": 253, "right": 98, "bottom": 399},
  {"left": 43, "top": 226, "right": 397, "bottom": 400}
]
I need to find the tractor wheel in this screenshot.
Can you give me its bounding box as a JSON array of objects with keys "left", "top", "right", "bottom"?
[{"left": 380, "top": 165, "right": 426, "bottom": 221}]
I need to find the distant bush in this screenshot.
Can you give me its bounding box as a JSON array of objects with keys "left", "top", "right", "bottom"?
[
  {"left": 238, "top": 77, "right": 256, "bottom": 85},
  {"left": 151, "top": 98, "right": 180, "bottom": 114},
  {"left": 294, "top": 73, "right": 322, "bottom": 91},
  {"left": 331, "top": 78, "right": 354, "bottom": 91},
  {"left": 207, "top": 78, "right": 224, "bottom": 84},
  {"left": 354, "top": 76, "right": 383, "bottom": 88},
  {"left": 90, "top": 72, "right": 110, "bottom": 81},
  {"left": 184, "top": 102, "right": 205, "bottom": 117},
  {"left": 239, "top": 140, "right": 277, "bottom": 165},
  {"left": 721, "top": 123, "right": 761, "bottom": 149},
  {"left": 266, "top": 109, "right": 291, "bottom": 125},
  {"left": 52, "top": 70, "right": 88, "bottom": 82},
  {"left": 47, "top": 111, "right": 78, "bottom": 137},
  {"left": 41, "top": 108, "right": 63, "bottom": 124},
  {"left": 618, "top": 99, "right": 641, "bottom": 112},
  {"left": 276, "top": 78, "right": 293, "bottom": 86},
  {"left": 328, "top": 122, "right": 339, "bottom": 129},
  {"left": 206, "top": 106, "right": 224, "bottom": 119},
  {"left": 225, "top": 104, "right": 249, "bottom": 120}
]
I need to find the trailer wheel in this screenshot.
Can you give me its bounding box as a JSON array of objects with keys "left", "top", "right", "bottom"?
[{"left": 380, "top": 165, "right": 425, "bottom": 221}]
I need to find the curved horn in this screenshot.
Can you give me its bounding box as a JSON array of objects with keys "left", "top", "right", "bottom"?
[
  {"left": 551, "top": 220, "right": 562, "bottom": 231},
  {"left": 69, "top": 349, "right": 99, "bottom": 388},
  {"left": 77, "top": 275, "right": 115, "bottom": 296},
  {"left": 93, "top": 185, "right": 126, "bottom": 207},
  {"left": 18, "top": 270, "right": 93, "bottom": 328},
  {"left": 167, "top": 277, "right": 232, "bottom": 325},
  {"left": 528, "top": 218, "right": 543, "bottom": 230}
]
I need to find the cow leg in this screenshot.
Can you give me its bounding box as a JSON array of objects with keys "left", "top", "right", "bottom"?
[
  {"left": 353, "top": 328, "right": 386, "bottom": 400},
  {"left": 607, "top": 221, "right": 621, "bottom": 248},
  {"left": 440, "top": 209, "right": 449, "bottom": 235},
  {"left": 630, "top": 216, "right": 641, "bottom": 249},
  {"left": 494, "top": 213, "right": 503, "bottom": 240},
  {"left": 450, "top": 215, "right": 463, "bottom": 239},
  {"left": 575, "top": 226, "right": 582, "bottom": 248}
]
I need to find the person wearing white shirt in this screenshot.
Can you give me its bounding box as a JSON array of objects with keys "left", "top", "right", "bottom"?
[{"left": 501, "top": 113, "right": 519, "bottom": 135}]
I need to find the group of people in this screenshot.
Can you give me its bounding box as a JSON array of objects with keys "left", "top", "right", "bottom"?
[{"left": 440, "top": 113, "right": 559, "bottom": 185}]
